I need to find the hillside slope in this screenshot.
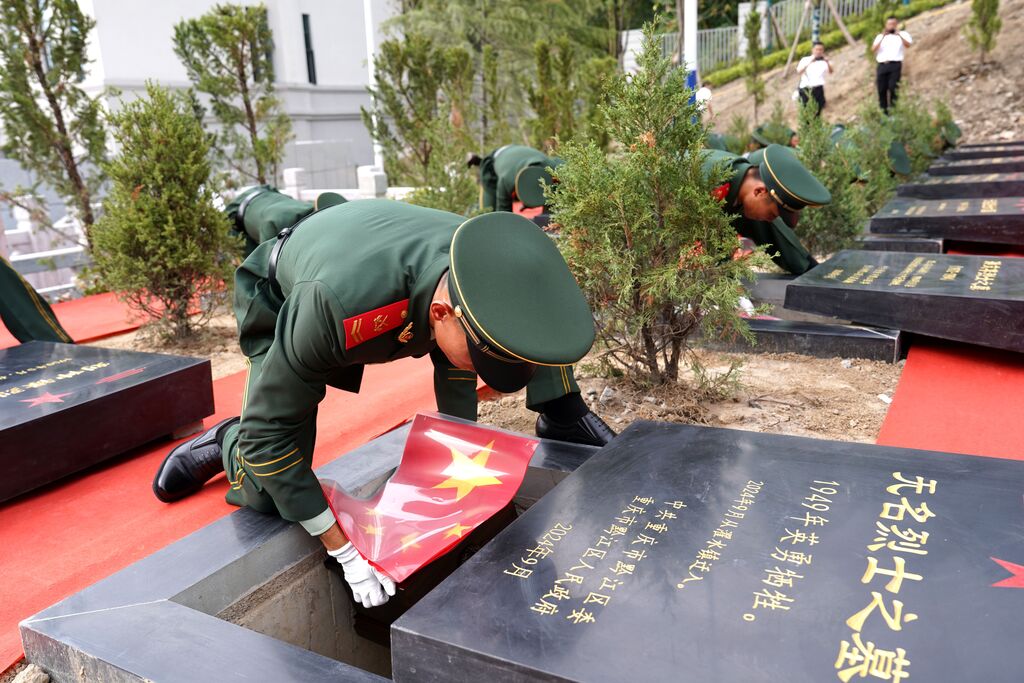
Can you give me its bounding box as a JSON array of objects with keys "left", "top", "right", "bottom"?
[{"left": 709, "top": 0, "right": 1024, "bottom": 143}]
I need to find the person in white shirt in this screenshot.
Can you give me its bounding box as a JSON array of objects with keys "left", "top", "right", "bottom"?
[
  {"left": 872, "top": 16, "right": 913, "bottom": 113},
  {"left": 796, "top": 42, "right": 833, "bottom": 116}
]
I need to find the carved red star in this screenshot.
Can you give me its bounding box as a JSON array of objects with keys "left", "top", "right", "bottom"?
[
  {"left": 991, "top": 557, "right": 1024, "bottom": 588},
  {"left": 20, "top": 391, "right": 71, "bottom": 407}
]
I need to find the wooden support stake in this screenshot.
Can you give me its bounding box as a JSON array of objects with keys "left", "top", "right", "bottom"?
[
  {"left": 770, "top": 11, "right": 790, "bottom": 50},
  {"left": 824, "top": 0, "right": 856, "bottom": 46},
  {"left": 783, "top": 0, "right": 810, "bottom": 76}
]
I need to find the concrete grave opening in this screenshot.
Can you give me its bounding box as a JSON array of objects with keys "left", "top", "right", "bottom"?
[{"left": 20, "top": 416, "right": 597, "bottom": 682}]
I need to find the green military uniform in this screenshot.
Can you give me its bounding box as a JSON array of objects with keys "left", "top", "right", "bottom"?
[
  {"left": 479, "top": 145, "right": 561, "bottom": 213},
  {"left": 830, "top": 124, "right": 910, "bottom": 177},
  {"left": 225, "top": 186, "right": 347, "bottom": 256},
  {"left": 939, "top": 121, "right": 961, "bottom": 149},
  {"left": 702, "top": 145, "right": 830, "bottom": 275},
  {"left": 0, "top": 255, "right": 72, "bottom": 344},
  {"left": 219, "top": 199, "right": 582, "bottom": 534}
]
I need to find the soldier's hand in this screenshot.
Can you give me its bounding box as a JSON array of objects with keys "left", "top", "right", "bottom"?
[{"left": 329, "top": 542, "right": 397, "bottom": 608}]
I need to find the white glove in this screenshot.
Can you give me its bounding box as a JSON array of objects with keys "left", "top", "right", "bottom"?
[{"left": 328, "top": 542, "right": 396, "bottom": 608}]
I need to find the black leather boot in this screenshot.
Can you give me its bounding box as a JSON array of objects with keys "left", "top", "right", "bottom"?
[
  {"left": 152, "top": 417, "right": 239, "bottom": 502},
  {"left": 535, "top": 411, "right": 617, "bottom": 447}
]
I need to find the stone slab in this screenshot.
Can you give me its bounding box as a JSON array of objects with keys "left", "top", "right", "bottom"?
[
  {"left": 744, "top": 274, "right": 849, "bottom": 324},
  {"left": 0, "top": 341, "right": 213, "bottom": 502},
  {"left": 856, "top": 235, "right": 945, "bottom": 253},
  {"left": 783, "top": 250, "right": 1024, "bottom": 353},
  {"left": 392, "top": 421, "right": 1024, "bottom": 683},
  {"left": 897, "top": 172, "right": 1024, "bottom": 199},
  {"left": 958, "top": 140, "right": 1024, "bottom": 149},
  {"left": 869, "top": 196, "right": 1024, "bottom": 245},
  {"left": 20, "top": 415, "right": 598, "bottom": 682},
  {"left": 706, "top": 319, "right": 902, "bottom": 362},
  {"left": 928, "top": 155, "right": 1024, "bottom": 176},
  {"left": 943, "top": 145, "right": 1024, "bottom": 160}
]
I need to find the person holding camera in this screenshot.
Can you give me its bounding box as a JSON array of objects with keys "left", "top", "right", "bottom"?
[
  {"left": 872, "top": 16, "right": 913, "bottom": 114},
  {"left": 796, "top": 42, "right": 833, "bottom": 116}
]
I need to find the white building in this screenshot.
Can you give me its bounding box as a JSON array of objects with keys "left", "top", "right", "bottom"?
[
  {"left": 1, "top": 0, "right": 397, "bottom": 294},
  {"left": 78, "top": 0, "right": 396, "bottom": 189}
]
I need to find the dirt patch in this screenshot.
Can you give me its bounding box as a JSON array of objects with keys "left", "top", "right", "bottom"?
[
  {"left": 88, "top": 310, "right": 246, "bottom": 380},
  {"left": 709, "top": 0, "right": 1024, "bottom": 143},
  {"left": 480, "top": 348, "right": 903, "bottom": 444}
]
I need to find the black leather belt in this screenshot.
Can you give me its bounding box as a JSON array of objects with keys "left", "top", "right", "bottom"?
[
  {"left": 267, "top": 212, "right": 316, "bottom": 301},
  {"left": 234, "top": 188, "right": 267, "bottom": 232}
]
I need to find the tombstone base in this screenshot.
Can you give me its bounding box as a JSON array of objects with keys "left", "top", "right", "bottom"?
[
  {"left": 171, "top": 420, "right": 205, "bottom": 440},
  {"left": 857, "top": 235, "right": 944, "bottom": 253},
  {"left": 706, "top": 319, "right": 902, "bottom": 362}
]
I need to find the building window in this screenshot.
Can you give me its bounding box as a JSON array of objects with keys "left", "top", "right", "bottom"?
[{"left": 302, "top": 14, "right": 317, "bottom": 85}]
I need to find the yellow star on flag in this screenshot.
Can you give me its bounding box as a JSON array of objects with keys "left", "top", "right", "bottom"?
[
  {"left": 399, "top": 533, "right": 423, "bottom": 550},
  {"left": 360, "top": 522, "right": 381, "bottom": 536},
  {"left": 444, "top": 523, "right": 474, "bottom": 539},
  {"left": 432, "top": 440, "right": 503, "bottom": 501}
]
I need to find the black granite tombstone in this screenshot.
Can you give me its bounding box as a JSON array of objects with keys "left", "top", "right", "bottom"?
[
  {"left": 928, "top": 155, "right": 1024, "bottom": 176},
  {"left": 943, "top": 144, "right": 1024, "bottom": 160},
  {"left": 869, "top": 196, "right": 1024, "bottom": 245},
  {"left": 0, "top": 341, "right": 214, "bottom": 502},
  {"left": 783, "top": 250, "right": 1024, "bottom": 353},
  {"left": 897, "top": 172, "right": 1024, "bottom": 199},
  {"left": 392, "top": 422, "right": 1024, "bottom": 682}
]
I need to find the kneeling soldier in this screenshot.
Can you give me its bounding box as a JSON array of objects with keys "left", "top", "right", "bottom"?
[
  {"left": 468, "top": 145, "right": 561, "bottom": 214},
  {"left": 703, "top": 144, "right": 831, "bottom": 275},
  {"left": 226, "top": 185, "right": 346, "bottom": 256},
  {"left": 153, "top": 200, "right": 614, "bottom": 608}
]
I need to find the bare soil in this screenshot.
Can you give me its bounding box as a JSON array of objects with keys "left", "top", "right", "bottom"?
[
  {"left": 710, "top": 0, "right": 1024, "bottom": 143},
  {"left": 89, "top": 310, "right": 247, "bottom": 380},
  {"left": 480, "top": 349, "right": 903, "bottom": 444}
]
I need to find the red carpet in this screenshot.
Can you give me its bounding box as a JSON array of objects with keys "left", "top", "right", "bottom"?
[
  {"left": 0, "top": 355, "right": 439, "bottom": 672},
  {"left": 877, "top": 339, "right": 1024, "bottom": 461},
  {"left": 0, "top": 293, "right": 144, "bottom": 349},
  {"left": 946, "top": 243, "right": 1024, "bottom": 258}
]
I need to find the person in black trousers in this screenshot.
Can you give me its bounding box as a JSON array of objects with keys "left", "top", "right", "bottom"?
[{"left": 872, "top": 16, "right": 913, "bottom": 114}]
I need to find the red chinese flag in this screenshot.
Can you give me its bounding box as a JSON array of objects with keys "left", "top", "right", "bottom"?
[{"left": 322, "top": 412, "right": 539, "bottom": 583}]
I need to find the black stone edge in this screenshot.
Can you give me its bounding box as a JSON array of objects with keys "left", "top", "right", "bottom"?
[
  {"left": 390, "top": 421, "right": 1024, "bottom": 682},
  {"left": 896, "top": 177, "right": 1024, "bottom": 199},
  {"left": 19, "top": 413, "right": 597, "bottom": 682},
  {"left": 703, "top": 319, "right": 902, "bottom": 362},
  {"left": 868, "top": 216, "right": 1024, "bottom": 245},
  {"left": 856, "top": 235, "right": 944, "bottom": 253},
  {"left": 927, "top": 160, "right": 1024, "bottom": 176}
]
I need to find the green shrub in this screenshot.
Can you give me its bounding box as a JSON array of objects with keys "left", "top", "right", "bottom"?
[
  {"left": 794, "top": 100, "right": 868, "bottom": 256},
  {"left": 964, "top": 0, "right": 1001, "bottom": 63},
  {"left": 847, "top": 104, "right": 898, "bottom": 215},
  {"left": 889, "top": 93, "right": 942, "bottom": 174},
  {"left": 92, "top": 82, "right": 237, "bottom": 340},
  {"left": 725, "top": 113, "right": 751, "bottom": 154},
  {"left": 744, "top": 9, "right": 767, "bottom": 123},
  {"left": 549, "top": 25, "right": 767, "bottom": 385}
]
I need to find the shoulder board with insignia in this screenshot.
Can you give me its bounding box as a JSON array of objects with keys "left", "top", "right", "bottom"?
[{"left": 344, "top": 299, "right": 409, "bottom": 349}]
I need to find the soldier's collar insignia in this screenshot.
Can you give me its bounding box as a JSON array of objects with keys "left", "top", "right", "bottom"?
[{"left": 398, "top": 322, "right": 414, "bottom": 344}]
